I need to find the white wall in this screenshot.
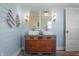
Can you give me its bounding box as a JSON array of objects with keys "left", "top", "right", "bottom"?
[{"left": 0, "top": 4, "right": 21, "bottom": 56}]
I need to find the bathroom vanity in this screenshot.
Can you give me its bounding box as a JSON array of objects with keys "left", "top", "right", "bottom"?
[
  {"left": 24, "top": 9, "right": 56, "bottom": 55},
  {"left": 25, "top": 35, "right": 56, "bottom": 54}
]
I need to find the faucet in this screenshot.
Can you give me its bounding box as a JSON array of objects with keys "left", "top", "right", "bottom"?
[{"left": 39, "top": 30, "right": 43, "bottom": 35}]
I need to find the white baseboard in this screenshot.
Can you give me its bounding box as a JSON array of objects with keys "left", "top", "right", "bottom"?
[
  {"left": 56, "top": 47, "right": 64, "bottom": 50},
  {"left": 12, "top": 49, "right": 21, "bottom": 56}
]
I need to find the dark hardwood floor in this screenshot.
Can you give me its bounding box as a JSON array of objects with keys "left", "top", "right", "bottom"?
[{"left": 18, "top": 50, "right": 79, "bottom": 56}]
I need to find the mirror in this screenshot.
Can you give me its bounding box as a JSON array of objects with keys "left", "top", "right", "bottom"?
[
  {"left": 27, "top": 9, "right": 56, "bottom": 31},
  {"left": 28, "top": 10, "right": 40, "bottom": 30}
]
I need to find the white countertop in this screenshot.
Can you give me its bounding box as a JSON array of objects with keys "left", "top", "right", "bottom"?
[{"left": 28, "top": 30, "right": 55, "bottom": 35}]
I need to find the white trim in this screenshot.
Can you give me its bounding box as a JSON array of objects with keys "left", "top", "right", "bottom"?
[
  {"left": 56, "top": 47, "right": 64, "bottom": 50},
  {"left": 12, "top": 49, "right": 21, "bottom": 56}
]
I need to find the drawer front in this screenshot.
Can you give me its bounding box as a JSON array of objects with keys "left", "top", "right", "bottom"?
[
  {"left": 43, "top": 36, "right": 56, "bottom": 40},
  {"left": 39, "top": 40, "right": 56, "bottom": 47},
  {"left": 39, "top": 47, "right": 55, "bottom": 52},
  {"left": 26, "top": 47, "right": 40, "bottom": 52},
  {"left": 25, "top": 40, "right": 39, "bottom": 47},
  {"left": 25, "top": 39, "right": 56, "bottom": 53},
  {"left": 25, "top": 40, "right": 40, "bottom": 52},
  {"left": 26, "top": 40, "right": 56, "bottom": 47},
  {"left": 26, "top": 47, "right": 55, "bottom": 53}
]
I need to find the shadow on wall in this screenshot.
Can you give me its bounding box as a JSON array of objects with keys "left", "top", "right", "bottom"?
[{"left": 19, "top": 20, "right": 29, "bottom": 49}]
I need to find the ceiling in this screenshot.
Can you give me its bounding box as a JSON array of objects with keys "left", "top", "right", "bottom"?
[
  {"left": 15, "top": 3, "right": 79, "bottom": 8},
  {"left": 14, "top": 3, "right": 79, "bottom": 14},
  {"left": 13, "top": 3, "right": 79, "bottom": 11},
  {"left": 11, "top": 3, "right": 79, "bottom": 13}
]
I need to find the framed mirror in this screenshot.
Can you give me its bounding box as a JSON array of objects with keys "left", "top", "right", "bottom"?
[{"left": 27, "top": 9, "right": 56, "bottom": 31}]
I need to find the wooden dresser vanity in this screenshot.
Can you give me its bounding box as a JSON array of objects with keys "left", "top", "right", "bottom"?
[{"left": 25, "top": 35, "right": 56, "bottom": 54}]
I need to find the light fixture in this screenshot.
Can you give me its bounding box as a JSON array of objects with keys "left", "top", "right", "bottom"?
[
  {"left": 51, "top": 13, "right": 56, "bottom": 22},
  {"left": 24, "top": 16, "right": 28, "bottom": 20},
  {"left": 53, "top": 13, "right": 56, "bottom": 19},
  {"left": 47, "top": 21, "right": 52, "bottom": 29},
  {"left": 24, "top": 16, "right": 29, "bottom": 22},
  {"left": 44, "top": 11, "right": 48, "bottom": 16}
]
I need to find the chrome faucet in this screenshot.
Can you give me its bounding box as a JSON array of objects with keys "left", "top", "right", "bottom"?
[{"left": 39, "top": 30, "right": 43, "bottom": 35}]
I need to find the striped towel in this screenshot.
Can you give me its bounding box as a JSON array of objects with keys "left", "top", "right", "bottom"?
[{"left": 7, "top": 9, "right": 16, "bottom": 28}]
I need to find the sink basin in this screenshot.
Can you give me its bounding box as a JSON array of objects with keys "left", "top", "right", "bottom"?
[
  {"left": 43, "top": 31, "right": 54, "bottom": 35},
  {"left": 28, "top": 30, "right": 55, "bottom": 36},
  {"left": 28, "top": 31, "right": 39, "bottom": 35}
]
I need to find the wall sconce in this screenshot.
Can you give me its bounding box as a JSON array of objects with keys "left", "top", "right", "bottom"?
[
  {"left": 53, "top": 13, "right": 56, "bottom": 19},
  {"left": 52, "top": 13, "right": 56, "bottom": 22},
  {"left": 24, "top": 16, "right": 29, "bottom": 22},
  {"left": 47, "top": 21, "right": 52, "bottom": 29},
  {"left": 44, "top": 11, "right": 48, "bottom": 16}
]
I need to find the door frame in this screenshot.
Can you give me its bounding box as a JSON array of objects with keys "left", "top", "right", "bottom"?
[{"left": 64, "top": 8, "right": 66, "bottom": 51}]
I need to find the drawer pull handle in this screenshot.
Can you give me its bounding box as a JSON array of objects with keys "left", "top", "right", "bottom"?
[
  {"left": 30, "top": 37, "right": 34, "bottom": 39},
  {"left": 47, "top": 37, "right": 51, "bottom": 39},
  {"left": 38, "top": 37, "right": 42, "bottom": 39}
]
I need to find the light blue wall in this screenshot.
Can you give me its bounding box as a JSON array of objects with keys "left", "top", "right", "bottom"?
[
  {"left": 41, "top": 8, "right": 65, "bottom": 50},
  {"left": 0, "top": 4, "right": 21, "bottom": 56},
  {"left": 0, "top": 4, "right": 65, "bottom": 56},
  {"left": 21, "top": 8, "right": 65, "bottom": 50},
  {"left": 43, "top": 8, "right": 65, "bottom": 50},
  {"left": 54, "top": 8, "right": 65, "bottom": 50},
  {"left": 19, "top": 20, "right": 29, "bottom": 49}
]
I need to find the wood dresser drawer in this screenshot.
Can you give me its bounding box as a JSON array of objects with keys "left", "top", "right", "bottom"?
[{"left": 25, "top": 35, "right": 56, "bottom": 54}]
